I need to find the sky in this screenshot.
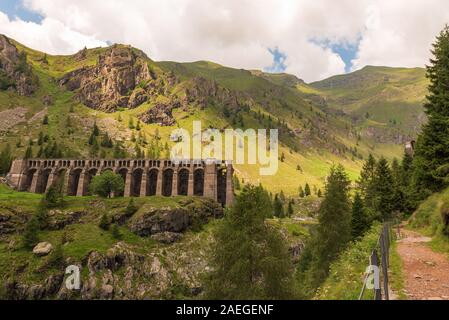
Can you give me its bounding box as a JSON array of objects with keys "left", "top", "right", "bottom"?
[{"left": 0, "top": 0, "right": 449, "bottom": 82}]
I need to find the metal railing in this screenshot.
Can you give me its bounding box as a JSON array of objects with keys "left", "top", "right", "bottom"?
[{"left": 358, "top": 223, "right": 392, "bottom": 300}]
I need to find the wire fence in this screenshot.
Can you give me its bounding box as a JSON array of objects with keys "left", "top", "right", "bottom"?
[{"left": 358, "top": 223, "right": 392, "bottom": 300}]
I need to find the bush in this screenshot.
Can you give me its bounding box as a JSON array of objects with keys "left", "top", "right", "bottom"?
[
  {"left": 45, "top": 186, "right": 64, "bottom": 208},
  {"left": 22, "top": 217, "right": 39, "bottom": 249},
  {"left": 111, "top": 224, "right": 121, "bottom": 240},
  {"left": 124, "top": 198, "right": 138, "bottom": 217},
  {"left": 89, "top": 171, "right": 124, "bottom": 198},
  {"left": 99, "top": 213, "right": 110, "bottom": 231},
  {"left": 47, "top": 242, "right": 64, "bottom": 268}
]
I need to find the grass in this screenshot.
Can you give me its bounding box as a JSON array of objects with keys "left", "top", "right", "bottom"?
[
  {"left": 315, "top": 223, "right": 384, "bottom": 300},
  {"left": 389, "top": 241, "right": 407, "bottom": 300},
  {"left": 409, "top": 186, "right": 449, "bottom": 257}
]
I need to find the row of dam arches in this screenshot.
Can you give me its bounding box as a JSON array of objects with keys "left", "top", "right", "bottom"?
[{"left": 19, "top": 165, "right": 229, "bottom": 206}]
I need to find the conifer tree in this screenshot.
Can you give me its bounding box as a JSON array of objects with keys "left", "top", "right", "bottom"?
[
  {"left": 372, "top": 157, "right": 395, "bottom": 221},
  {"left": 351, "top": 192, "right": 370, "bottom": 239},
  {"left": 299, "top": 186, "right": 305, "bottom": 198},
  {"left": 273, "top": 194, "right": 284, "bottom": 218},
  {"left": 303, "top": 165, "right": 352, "bottom": 289},
  {"left": 24, "top": 145, "right": 33, "bottom": 159},
  {"left": 0, "top": 144, "right": 12, "bottom": 175},
  {"left": 287, "top": 200, "right": 294, "bottom": 217},
  {"left": 22, "top": 217, "right": 39, "bottom": 249},
  {"left": 99, "top": 213, "right": 110, "bottom": 230},
  {"left": 413, "top": 25, "right": 449, "bottom": 195},
  {"left": 204, "top": 185, "right": 295, "bottom": 299},
  {"left": 111, "top": 224, "right": 122, "bottom": 240},
  {"left": 125, "top": 197, "right": 138, "bottom": 216},
  {"left": 304, "top": 183, "right": 311, "bottom": 197},
  {"left": 92, "top": 121, "right": 100, "bottom": 136},
  {"left": 358, "top": 154, "right": 377, "bottom": 209}
]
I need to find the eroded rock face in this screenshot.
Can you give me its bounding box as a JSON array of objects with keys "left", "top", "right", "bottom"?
[
  {"left": 138, "top": 102, "right": 176, "bottom": 126},
  {"left": 186, "top": 77, "right": 241, "bottom": 111},
  {"left": 0, "top": 35, "right": 37, "bottom": 96},
  {"left": 59, "top": 45, "right": 152, "bottom": 112},
  {"left": 129, "top": 207, "right": 190, "bottom": 236},
  {"left": 129, "top": 199, "right": 223, "bottom": 237}
]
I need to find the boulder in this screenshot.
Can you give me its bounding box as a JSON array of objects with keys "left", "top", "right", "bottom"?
[{"left": 33, "top": 242, "right": 53, "bottom": 256}]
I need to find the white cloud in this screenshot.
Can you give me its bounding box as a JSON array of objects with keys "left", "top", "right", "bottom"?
[
  {"left": 351, "top": 0, "right": 449, "bottom": 71},
  {"left": 0, "top": 0, "right": 447, "bottom": 81},
  {"left": 0, "top": 12, "right": 107, "bottom": 55}
]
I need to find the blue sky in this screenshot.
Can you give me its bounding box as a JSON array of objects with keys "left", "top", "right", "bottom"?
[
  {"left": 265, "top": 43, "right": 358, "bottom": 75},
  {"left": 0, "top": 0, "right": 43, "bottom": 23}
]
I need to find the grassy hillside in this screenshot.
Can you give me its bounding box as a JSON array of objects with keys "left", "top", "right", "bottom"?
[
  {"left": 0, "top": 36, "right": 412, "bottom": 195},
  {"left": 0, "top": 184, "right": 311, "bottom": 299},
  {"left": 300, "top": 66, "right": 428, "bottom": 143},
  {"left": 409, "top": 187, "right": 449, "bottom": 255}
]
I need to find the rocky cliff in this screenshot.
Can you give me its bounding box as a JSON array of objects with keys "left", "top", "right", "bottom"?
[
  {"left": 59, "top": 45, "right": 162, "bottom": 112},
  {"left": 0, "top": 35, "right": 38, "bottom": 96}
]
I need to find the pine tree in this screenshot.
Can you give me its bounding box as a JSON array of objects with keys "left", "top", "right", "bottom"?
[
  {"left": 42, "top": 115, "right": 49, "bottom": 125},
  {"left": 372, "top": 157, "right": 395, "bottom": 221},
  {"left": 204, "top": 185, "right": 295, "bottom": 299},
  {"left": 299, "top": 186, "right": 305, "bottom": 198},
  {"left": 273, "top": 194, "right": 284, "bottom": 218},
  {"left": 358, "top": 154, "right": 377, "bottom": 208},
  {"left": 413, "top": 25, "right": 449, "bottom": 195},
  {"left": 22, "top": 217, "right": 39, "bottom": 249},
  {"left": 304, "top": 165, "right": 352, "bottom": 289},
  {"left": 128, "top": 117, "right": 135, "bottom": 129},
  {"left": 38, "top": 131, "right": 44, "bottom": 145},
  {"left": 35, "top": 200, "right": 49, "bottom": 230},
  {"left": 287, "top": 200, "right": 294, "bottom": 217},
  {"left": 304, "top": 183, "right": 311, "bottom": 197},
  {"left": 317, "top": 189, "right": 322, "bottom": 198},
  {"left": 0, "top": 144, "right": 12, "bottom": 175},
  {"left": 24, "top": 145, "right": 33, "bottom": 159},
  {"left": 351, "top": 192, "right": 370, "bottom": 239},
  {"left": 124, "top": 197, "right": 138, "bottom": 217},
  {"left": 99, "top": 213, "right": 110, "bottom": 230},
  {"left": 111, "top": 224, "right": 121, "bottom": 240},
  {"left": 92, "top": 121, "right": 100, "bottom": 136}
]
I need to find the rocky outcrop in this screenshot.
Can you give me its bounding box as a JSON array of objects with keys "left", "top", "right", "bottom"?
[
  {"left": 47, "top": 210, "right": 86, "bottom": 230},
  {"left": 186, "top": 77, "right": 241, "bottom": 111},
  {"left": 0, "top": 35, "right": 37, "bottom": 96},
  {"left": 129, "top": 207, "right": 191, "bottom": 236},
  {"left": 138, "top": 102, "right": 176, "bottom": 126},
  {"left": 59, "top": 45, "right": 153, "bottom": 112},
  {"left": 129, "top": 198, "right": 223, "bottom": 237},
  {"left": 4, "top": 273, "right": 64, "bottom": 300},
  {"left": 0, "top": 206, "right": 29, "bottom": 235},
  {"left": 151, "top": 232, "right": 183, "bottom": 244}
]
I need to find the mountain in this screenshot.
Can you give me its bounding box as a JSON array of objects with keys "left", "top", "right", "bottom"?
[
  {"left": 300, "top": 66, "right": 428, "bottom": 144},
  {"left": 0, "top": 35, "right": 426, "bottom": 194}
]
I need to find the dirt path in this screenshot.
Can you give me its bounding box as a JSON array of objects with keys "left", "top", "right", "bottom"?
[{"left": 396, "top": 228, "right": 449, "bottom": 300}]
